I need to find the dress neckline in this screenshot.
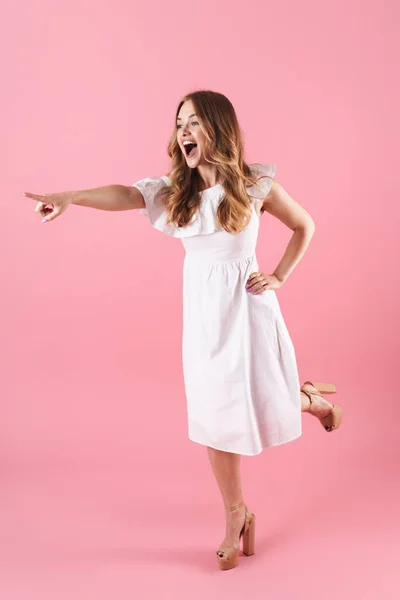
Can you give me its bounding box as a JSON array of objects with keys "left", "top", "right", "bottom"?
[
  {"left": 199, "top": 183, "right": 224, "bottom": 194},
  {"left": 162, "top": 175, "right": 224, "bottom": 194}
]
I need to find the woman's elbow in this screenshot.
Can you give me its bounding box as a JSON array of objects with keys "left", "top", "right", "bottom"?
[{"left": 296, "top": 218, "right": 315, "bottom": 234}]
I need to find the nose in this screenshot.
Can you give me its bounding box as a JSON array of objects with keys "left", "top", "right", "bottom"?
[{"left": 181, "top": 122, "right": 191, "bottom": 136}]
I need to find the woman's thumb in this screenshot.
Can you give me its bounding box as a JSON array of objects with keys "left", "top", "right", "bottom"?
[{"left": 42, "top": 209, "right": 60, "bottom": 223}]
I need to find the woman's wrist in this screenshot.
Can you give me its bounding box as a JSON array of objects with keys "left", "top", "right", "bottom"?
[{"left": 272, "top": 272, "right": 287, "bottom": 284}]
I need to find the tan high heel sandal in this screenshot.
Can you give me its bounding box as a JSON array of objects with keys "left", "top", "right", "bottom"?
[
  {"left": 216, "top": 501, "right": 256, "bottom": 571},
  {"left": 300, "top": 381, "right": 343, "bottom": 432}
]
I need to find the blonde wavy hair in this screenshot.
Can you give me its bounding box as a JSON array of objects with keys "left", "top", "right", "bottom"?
[{"left": 159, "top": 90, "right": 272, "bottom": 234}]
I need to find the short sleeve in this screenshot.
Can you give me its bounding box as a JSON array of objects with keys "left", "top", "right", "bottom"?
[
  {"left": 249, "top": 163, "right": 276, "bottom": 201},
  {"left": 132, "top": 174, "right": 200, "bottom": 238},
  {"left": 132, "top": 175, "right": 168, "bottom": 225}
]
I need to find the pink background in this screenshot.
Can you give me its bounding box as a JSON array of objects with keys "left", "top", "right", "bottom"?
[{"left": 2, "top": 0, "right": 399, "bottom": 597}]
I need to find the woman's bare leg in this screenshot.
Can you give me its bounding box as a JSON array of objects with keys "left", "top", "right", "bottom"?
[{"left": 207, "top": 446, "right": 247, "bottom": 549}]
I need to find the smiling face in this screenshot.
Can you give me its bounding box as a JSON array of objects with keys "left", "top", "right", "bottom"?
[{"left": 176, "top": 100, "right": 207, "bottom": 167}]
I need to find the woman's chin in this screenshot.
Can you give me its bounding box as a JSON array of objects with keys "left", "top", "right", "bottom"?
[{"left": 187, "top": 158, "right": 199, "bottom": 167}]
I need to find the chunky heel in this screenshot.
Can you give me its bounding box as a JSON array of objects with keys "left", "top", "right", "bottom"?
[
  {"left": 310, "top": 382, "right": 336, "bottom": 394},
  {"left": 242, "top": 513, "right": 255, "bottom": 556}
]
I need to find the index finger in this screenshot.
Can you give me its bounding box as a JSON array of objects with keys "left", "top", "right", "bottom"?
[{"left": 23, "top": 192, "right": 46, "bottom": 201}]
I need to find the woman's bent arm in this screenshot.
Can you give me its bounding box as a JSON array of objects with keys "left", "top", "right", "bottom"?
[{"left": 71, "top": 184, "right": 145, "bottom": 211}]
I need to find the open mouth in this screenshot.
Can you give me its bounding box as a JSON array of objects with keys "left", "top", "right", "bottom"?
[{"left": 184, "top": 142, "right": 198, "bottom": 157}]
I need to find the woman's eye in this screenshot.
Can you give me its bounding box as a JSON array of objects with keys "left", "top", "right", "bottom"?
[{"left": 177, "top": 121, "right": 199, "bottom": 129}]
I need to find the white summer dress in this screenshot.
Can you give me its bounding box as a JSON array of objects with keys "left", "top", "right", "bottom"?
[{"left": 132, "top": 163, "right": 302, "bottom": 456}]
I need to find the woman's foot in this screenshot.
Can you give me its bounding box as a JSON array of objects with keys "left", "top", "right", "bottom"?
[
  {"left": 301, "top": 389, "right": 334, "bottom": 420},
  {"left": 216, "top": 501, "right": 247, "bottom": 555},
  {"left": 300, "top": 381, "right": 342, "bottom": 432}
]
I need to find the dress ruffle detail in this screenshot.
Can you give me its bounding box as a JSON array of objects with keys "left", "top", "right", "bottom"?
[
  {"left": 132, "top": 163, "right": 276, "bottom": 238},
  {"left": 247, "top": 162, "right": 276, "bottom": 201}
]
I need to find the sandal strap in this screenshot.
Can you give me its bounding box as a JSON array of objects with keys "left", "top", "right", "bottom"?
[
  {"left": 225, "top": 501, "right": 244, "bottom": 512},
  {"left": 300, "top": 384, "right": 321, "bottom": 403},
  {"left": 217, "top": 503, "right": 250, "bottom": 556}
]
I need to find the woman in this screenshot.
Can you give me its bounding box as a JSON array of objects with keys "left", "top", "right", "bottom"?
[{"left": 24, "top": 89, "right": 343, "bottom": 571}]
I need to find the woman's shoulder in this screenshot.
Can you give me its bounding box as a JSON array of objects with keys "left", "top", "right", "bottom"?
[
  {"left": 249, "top": 162, "right": 276, "bottom": 177},
  {"left": 247, "top": 163, "right": 276, "bottom": 200}
]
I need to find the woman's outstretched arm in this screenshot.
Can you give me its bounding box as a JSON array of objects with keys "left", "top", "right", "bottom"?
[
  {"left": 24, "top": 184, "right": 145, "bottom": 222},
  {"left": 71, "top": 184, "right": 145, "bottom": 211}
]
